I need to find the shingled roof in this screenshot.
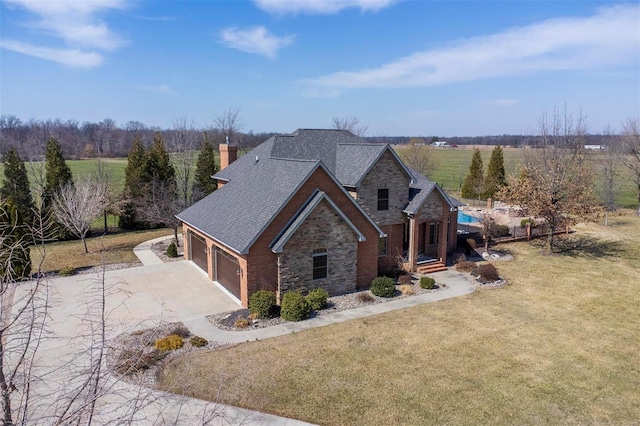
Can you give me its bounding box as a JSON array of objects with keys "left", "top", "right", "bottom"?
[{"left": 176, "top": 129, "right": 456, "bottom": 255}]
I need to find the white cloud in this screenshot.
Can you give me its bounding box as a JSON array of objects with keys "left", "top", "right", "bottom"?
[
  {"left": 254, "top": 0, "right": 400, "bottom": 15},
  {"left": 219, "top": 26, "right": 294, "bottom": 59},
  {"left": 137, "top": 84, "right": 178, "bottom": 95},
  {"left": 0, "top": 39, "right": 103, "bottom": 67},
  {"left": 1, "top": 0, "right": 128, "bottom": 66},
  {"left": 487, "top": 99, "right": 519, "bottom": 107},
  {"left": 304, "top": 4, "right": 640, "bottom": 90}
]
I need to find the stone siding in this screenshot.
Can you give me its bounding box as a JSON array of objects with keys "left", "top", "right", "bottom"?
[
  {"left": 417, "top": 190, "right": 444, "bottom": 220},
  {"left": 356, "top": 150, "right": 410, "bottom": 226},
  {"left": 278, "top": 199, "right": 358, "bottom": 296}
]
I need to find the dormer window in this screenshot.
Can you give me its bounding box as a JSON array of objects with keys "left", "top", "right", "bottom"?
[{"left": 377, "top": 188, "right": 389, "bottom": 211}]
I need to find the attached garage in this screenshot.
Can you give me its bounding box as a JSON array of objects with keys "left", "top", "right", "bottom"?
[
  {"left": 189, "top": 232, "right": 208, "bottom": 273},
  {"left": 214, "top": 248, "right": 241, "bottom": 300}
]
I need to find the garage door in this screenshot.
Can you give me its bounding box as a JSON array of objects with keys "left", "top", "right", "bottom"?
[
  {"left": 215, "top": 248, "right": 241, "bottom": 299},
  {"left": 189, "top": 232, "right": 208, "bottom": 273}
]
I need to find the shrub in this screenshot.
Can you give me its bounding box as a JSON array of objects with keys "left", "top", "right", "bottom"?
[
  {"left": 305, "top": 288, "right": 329, "bottom": 310},
  {"left": 478, "top": 263, "right": 500, "bottom": 281},
  {"left": 399, "top": 284, "right": 414, "bottom": 295},
  {"left": 114, "top": 348, "right": 166, "bottom": 375},
  {"left": 249, "top": 290, "right": 277, "bottom": 319},
  {"left": 59, "top": 267, "right": 76, "bottom": 276},
  {"left": 154, "top": 334, "right": 184, "bottom": 351},
  {"left": 520, "top": 218, "right": 530, "bottom": 227},
  {"left": 234, "top": 317, "right": 249, "bottom": 328},
  {"left": 420, "top": 276, "right": 436, "bottom": 289},
  {"left": 466, "top": 238, "right": 477, "bottom": 249},
  {"left": 357, "top": 292, "right": 375, "bottom": 303},
  {"left": 370, "top": 276, "right": 396, "bottom": 298},
  {"left": 170, "top": 324, "right": 190, "bottom": 338},
  {"left": 492, "top": 224, "right": 510, "bottom": 237},
  {"left": 248, "top": 312, "right": 260, "bottom": 321},
  {"left": 190, "top": 336, "right": 208, "bottom": 347},
  {"left": 398, "top": 274, "right": 412, "bottom": 285},
  {"left": 166, "top": 242, "right": 178, "bottom": 258},
  {"left": 280, "top": 291, "right": 311, "bottom": 322},
  {"left": 455, "top": 260, "right": 476, "bottom": 273}
]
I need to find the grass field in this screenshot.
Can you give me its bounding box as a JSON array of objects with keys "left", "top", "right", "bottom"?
[
  {"left": 30, "top": 228, "right": 173, "bottom": 273},
  {"left": 156, "top": 210, "right": 640, "bottom": 425}
]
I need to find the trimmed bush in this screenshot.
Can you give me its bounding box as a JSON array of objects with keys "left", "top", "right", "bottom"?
[
  {"left": 370, "top": 276, "right": 396, "bottom": 298},
  {"left": 154, "top": 334, "right": 184, "bottom": 351},
  {"left": 170, "top": 324, "right": 190, "bottom": 338},
  {"left": 420, "top": 276, "right": 436, "bottom": 289},
  {"left": 478, "top": 263, "right": 500, "bottom": 281},
  {"left": 357, "top": 292, "right": 375, "bottom": 303},
  {"left": 59, "top": 267, "right": 76, "bottom": 276},
  {"left": 249, "top": 290, "right": 277, "bottom": 318},
  {"left": 166, "top": 242, "right": 178, "bottom": 258},
  {"left": 280, "top": 291, "right": 311, "bottom": 322},
  {"left": 306, "top": 288, "right": 329, "bottom": 310},
  {"left": 520, "top": 218, "right": 530, "bottom": 227},
  {"left": 455, "top": 260, "right": 476, "bottom": 273},
  {"left": 190, "top": 336, "right": 208, "bottom": 347}
]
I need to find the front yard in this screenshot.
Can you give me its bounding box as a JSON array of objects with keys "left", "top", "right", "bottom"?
[{"left": 156, "top": 210, "right": 640, "bottom": 425}]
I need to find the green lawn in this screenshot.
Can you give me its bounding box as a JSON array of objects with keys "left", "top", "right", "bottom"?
[
  {"left": 157, "top": 210, "right": 640, "bottom": 425},
  {"left": 30, "top": 228, "right": 173, "bottom": 273}
]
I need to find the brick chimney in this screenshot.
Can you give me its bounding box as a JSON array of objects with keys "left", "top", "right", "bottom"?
[
  {"left": 219, "top": 136, "right": 238, "bottom": 170},
  {"left": 218, "top": 137, "right": 237, "bottom": 189}
]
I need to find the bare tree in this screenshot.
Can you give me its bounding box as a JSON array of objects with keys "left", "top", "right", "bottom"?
[
  {"left": 93, "top": 160, "right": 124, "bottom": 235},
  {"left": 134, "top": 177, "right": 181, "bottom": 244},
  {"left": 332, "top": 115, "right": 368, "bottom": 137},
  {"left": 52, "top": 177, "right": 109, "bottom": 253},
  {"left": 170, "top": 117, "right": 200, "bottom": 210},
  {"left": 600, "top": 125, "right": 621, "bottom": 225},
  {"left": 395, "top": 138, "right": 433, "bottom": 177},
  {"left": 498, "top": 105, "right": 597, "bottom": 252},
  {"left": 213, "top": 107, "right": 242, "bottom": 145},
  {"left": 621, "top": 118, "right": 640, "bottom": 213}
]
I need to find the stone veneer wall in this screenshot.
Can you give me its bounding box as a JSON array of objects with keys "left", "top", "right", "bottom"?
[
  {"left": 278, "top": 199, "right": 358, "bottom": 296},
  {"left": 417, "top": 190, "right": 444, "bottom": 220},
  {"left": 356, "top": 150, "right": 410, "bottom": 226}
]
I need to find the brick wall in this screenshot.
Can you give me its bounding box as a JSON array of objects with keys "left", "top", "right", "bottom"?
[
  {"left": 356, "top": 150, "right": 410, "bottom": 226},
  {"left": 278, "top": 200, "right": 358, "bottom": 295},
  {"left": 378, "top": 223, "right": 405, "bottom": 271},
  {"left": 246, "top": 166, "right": 380, "bottom": 299}
]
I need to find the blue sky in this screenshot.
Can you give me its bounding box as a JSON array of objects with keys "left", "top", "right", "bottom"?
[{"left": 1, "top": 0, "right": 638, "bottom": 136}]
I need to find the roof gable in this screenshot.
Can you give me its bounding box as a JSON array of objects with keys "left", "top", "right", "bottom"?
[{"left": 270, "top": 190, "right": 366, "bottom": 253}]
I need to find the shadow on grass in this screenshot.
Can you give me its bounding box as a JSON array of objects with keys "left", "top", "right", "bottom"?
[{"left": 535, "top": 235, "right": 624, "bottom": 259}]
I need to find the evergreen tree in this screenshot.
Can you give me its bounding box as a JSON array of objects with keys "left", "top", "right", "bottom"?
[
  {"left": 1, "top": 147, "right": 34, "bottom": 226},
  {"left": 44, "top": 138, "right": 74, "bottom": 239},
  {"left": 483, "top": 145, "right": 507, "bottom": 199},
  {"left": 0, "top": 200, "right": 31, "bottom": 280},
  {"left": 120, "top": 136, "right": 147, "bottom": 229},
  {"left": 193, "top": 133, "right": 218, "bottom": 201},
  {"left": 145, "top": 132, "right": 176, "bottom": 186},
  {"left": 460, "top": 149, "right": 484, "bottom": 199},
  {"left": 45, "top": 138, "right": 73, "bottom": 196}
]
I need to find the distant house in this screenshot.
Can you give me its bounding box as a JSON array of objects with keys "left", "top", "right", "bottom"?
[
  {"left": 584, "top": 145, "right": 604, "bottom": 151},
  {"left": 431, "top": 141, "right": 449, "bottom": 148},
  {"left": 176, "top": 129, "right": 461, "bottom": 307}
]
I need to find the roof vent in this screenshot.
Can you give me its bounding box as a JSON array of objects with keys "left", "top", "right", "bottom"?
[{"left": 255, "top": 155, "right": 259, "bottom": 163}]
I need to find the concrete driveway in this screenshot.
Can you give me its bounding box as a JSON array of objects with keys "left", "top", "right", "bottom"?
[{"left": 13, "top": 259, "right": 313, "bottom": 425}]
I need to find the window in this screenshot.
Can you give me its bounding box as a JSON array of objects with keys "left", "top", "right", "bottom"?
[
  {"left": 429, "top": 222, "right": 439, "bottom": 245},
  {"left": 377, "top": 188, "right": 389, "bottom": 211},
  {"left": 378, "top": 237, "right": 388, "bottom": 257},
  {"left": 312, "top": 248, "right": 328, "bottom": 280}
]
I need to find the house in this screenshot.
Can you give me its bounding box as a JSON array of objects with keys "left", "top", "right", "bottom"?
[
  {"left": 176, "top": 129, "right": 461, "bottom": 307},
  {"left": 431, "top": 141, "right": 449, "bottom": 147}
]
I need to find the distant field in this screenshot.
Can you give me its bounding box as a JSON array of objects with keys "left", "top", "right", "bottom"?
[
  {"left": 1, "top": 148, "right": 636, "bottom": 209},
  {"left": 394, "top": 146, "right": 638, "bottom": 209}
]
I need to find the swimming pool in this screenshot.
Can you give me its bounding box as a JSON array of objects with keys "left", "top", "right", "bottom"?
[{"left": 458, "top": 211, "right": 481, "bottom": 224}]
